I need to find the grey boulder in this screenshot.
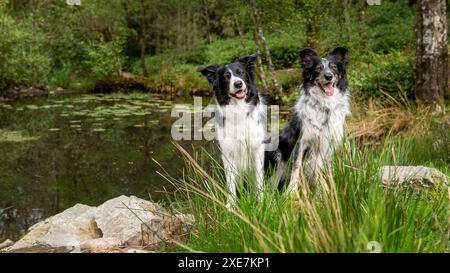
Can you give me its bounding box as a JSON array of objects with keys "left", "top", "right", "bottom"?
[
  {"left": 380, "top": 166, "right": 449, "bottom": 187},
  {"left": 5, "top": 195, "right": 193, "bottom": 252}
]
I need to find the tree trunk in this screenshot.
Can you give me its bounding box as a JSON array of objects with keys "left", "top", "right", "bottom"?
[
  {"left": 415, "top": 0, "right": 448, "bottom": 109},
  {"left": 140, "top": 38, "right": 149, "bottom": 77},
  {"left": 342, "top": 0, "right": 352, "bottom": 42},
  {"left": 358, "top": 0, "right": 367, "bottom": 21},
  {"left": 358, "top": 0, "right": 368, "bottom": 47},
  {"left": 139, "top": 0, "right": 149, "bottom": 77},
  {"left": 249, "top": 0, "right": 281, "bottom": 96},
  {"left": 203, "top": 0, "right": 212, "bottom": 44},
  {"left": 232, "top": 0, "right": 247, "bottom": 52},
  {"left": 306, "top": 18, "right": 320, "bottom": 49},
  {"left": 251, "top": 30, "right": 268, "bottom": 91},
  {"left": 155, "top": 31, "right": 161, "bottom": 55}
]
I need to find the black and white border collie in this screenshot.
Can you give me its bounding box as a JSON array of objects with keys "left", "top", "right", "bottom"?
[
  {"left": 198, "top": 53, "right": 266, "bottom": 208},
  {"left": 267, "top": 47, "right": 351, "bottom": 193}
]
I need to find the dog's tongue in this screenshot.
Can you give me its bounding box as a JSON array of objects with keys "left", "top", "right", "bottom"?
[
  {"left": 323, "top": 83, "right": 334, "bottom": 96},
  {"left": 234, "top": 90, "right": 245, "bottom": 99}
]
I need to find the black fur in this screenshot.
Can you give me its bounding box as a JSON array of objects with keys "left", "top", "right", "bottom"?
[
  {"left": 197, "top": 53, "right": 260, "bottom": 106},
  {"left": 300, "top": 47, "right": 349, "bottom": 95},
  {"left": 265, "top": 114, "right": 302, "bottom": 168},
  {"left": 265, "top": 47, "right": 349, "bottom": 175},
  {"left": 328, "top": 47, "right": 348, "bottom": 92}
]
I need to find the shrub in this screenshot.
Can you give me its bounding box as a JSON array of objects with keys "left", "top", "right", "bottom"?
[
  {"left": 264, "top": 28, "right": 303, "bottom": 69},
  {"left": 349, "top": 51, "right": 415, "bottom": 100},
  {"left": 364, "top": 1, "right": 415, "bottom": 54},
  {"left": 182, "top": 46, "right": 208, "bottom": 65},
  {"left": 131, "top": 53, "right": 183, "bottom": 76},
  {"left": 0, "top": 14, "right": 51, "bottom": 88},
  {"left": 205, "top": 31, "right": 302, "bottom": 69},
  {"left": 205, "top": 36, "right": 254, "bottom": 65},
  {"left": 49, "top": 65, "right": 72, "bottom": 88},
  {"left": 149, "top": 64, "right": 209, "bottom": 94},
  {"left": 276, "top": 68, "right": 300, "bottom": 93},
  {"left": 268, "top": 44, "right": 301, "bottom": 69},
  {"left": 84, "top": 36, "right": 127, "bottom": 82}
]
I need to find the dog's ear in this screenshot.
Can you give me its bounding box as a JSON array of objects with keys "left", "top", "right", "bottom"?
[
  {"left": 197, "top": 64, "right": 220, "bottom": 84},
  {"left": 238, "top": 52, "right": 258, "bottom": 79},
  {"left": 238, "top": 52, "right": 258, "bottom": 65},
  {"left": 329, "top": 47, "right": 348, "bottom": 64},
  {"left": 300, "top": 48, "right": 318, "bottom": 70}
]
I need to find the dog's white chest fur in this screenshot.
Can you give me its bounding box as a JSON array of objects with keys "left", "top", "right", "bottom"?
[
  {"left": 295, "top": 86, "right": 350, "bottom": 172},
  {"left": 215, "top": 100, "right": 265, "bottom": 170}
]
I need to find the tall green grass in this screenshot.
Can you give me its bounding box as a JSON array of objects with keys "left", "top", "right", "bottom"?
[{"left": 167, "top": 128, "right": 449, "bottom": 253}]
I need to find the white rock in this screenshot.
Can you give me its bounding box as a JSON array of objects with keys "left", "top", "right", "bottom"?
[
  {"left": 80, "top": 237, "right": 122, "bottom": 253},
  {"left": 380, "top": 166, "right": 449, "bottom": 187},
  {"left": 8, "top": 204, "right": 98, "bottom": 251},
  {"left": 124, "top": 248, "right": 154, "bottom": 253},
  {"left": 94, "top": 195, "right": 167, "bottom": 245},
  {"left": 6, "top": 195, "right": 192, "bottom": 252},
  {"left": 0, "top": 239, "right": 14, "bottom": 250}
]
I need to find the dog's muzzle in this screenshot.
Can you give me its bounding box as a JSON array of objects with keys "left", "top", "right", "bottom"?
[{"left": 231, "top": 80, "right": 246, "bottom": 99}]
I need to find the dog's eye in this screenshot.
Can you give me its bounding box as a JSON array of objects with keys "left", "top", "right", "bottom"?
[
  {"left": 315, "top": 64, "right": 323, "bottom": 71},
  {"left": 235, "top": 69, "right": 242, "bottom": 75},
  {"left": 329, "top": 63, "right": 337, "bottom": 70},
  {"left": 224, "top": 72, "right": 231, "bottom": 79}
]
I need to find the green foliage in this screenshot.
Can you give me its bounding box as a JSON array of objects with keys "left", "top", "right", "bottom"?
[
  {"left": 149, "top": 64, "right": 210, "bottom": 94},
  {"left": 133, "top": 1, "right": 418, "bottom": 95},
  {"left": 182, "top": 46, "right": 209, "bottom": 65},
  {"left": 0, "top": 129, "right": 39, "bottom": 142},
  {"left": 172, "top": 130, "right": 448, "bottom": 253},
  {"left": 0, "top": 13, "right": 51, "bottom": 88},
  {"left": 268, "top": 44, "right": 301, "bottom": 69},
  {"left": 204, "top": 29, "right": 302, "bottom": 69},
  {"left": 350, "top": 51, "right": 415, "bottom": 100},
  {"left": 131, "top": 53, "right": 178, "bottom": 77},
  {"left": 30, "top": 1, "right": 127, "bottom": 89},
  {"left": 264, "top": 29, "right": 303, "bottom": 69},
  {"left": 49, "top": 65, "right": 72, "bottom": 88},
  {"left": 1, "top": 0, "right": 421, "bottom": 98},
  {"left": 363, "top": 1, "right": 415, "bottom": 53},
  {"left": 276, "top": 69, "right": 300, "bottom": 93},
  {"left": 205, "top": 35, "right": 255, "bottom": 65},
  {"left": 84, "top": 35, "right": 127, "bottom": 82}
]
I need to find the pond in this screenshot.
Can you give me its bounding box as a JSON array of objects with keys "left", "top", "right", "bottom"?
[{"left": 0, "top": 92, "right": 220, "bottom": 242}]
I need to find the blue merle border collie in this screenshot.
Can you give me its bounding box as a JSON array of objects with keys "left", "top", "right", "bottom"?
[
  {"left": 198, "top": 53, "right": 266, "bottom": 209},
  {"left": 267, "top": 47, "right": 351, "bottom": 193}
]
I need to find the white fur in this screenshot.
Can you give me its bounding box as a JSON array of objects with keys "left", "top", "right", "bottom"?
[
  {"left": 288, "top": 84, "right": 351, "bottom": 193},
  {"left": 215, "top": 85, "right": 266, "bottom": 209},
  {"left": 228, "top": 68, "right": 247, "bottom": 95}
]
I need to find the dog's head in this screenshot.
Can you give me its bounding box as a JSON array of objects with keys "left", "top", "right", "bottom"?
[
  {"left": 300, "top": 47, "right": 348, "bottom": 96},
  {"left": 198, "top": 53, "right": 259, "bottom": 105}
]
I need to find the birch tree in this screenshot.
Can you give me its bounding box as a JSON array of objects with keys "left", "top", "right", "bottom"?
[
  {"left": 414, "top": 0, "right": 448, "bottom": 109},
  {"left": 249, "top": 0, "right": 281, "bottom": 95}
]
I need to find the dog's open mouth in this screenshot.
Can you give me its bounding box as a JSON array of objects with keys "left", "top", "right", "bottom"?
[
  {"left": 232, "top": 89, "right": 246, "bottom": 99},
  {"left": 320, "top": 82, "right": 334, "bottom": 96}
]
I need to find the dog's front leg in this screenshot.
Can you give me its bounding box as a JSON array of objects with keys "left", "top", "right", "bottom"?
[
  {"left": 287, "top": 143, "right": 305, "bottom": 195},
  {"left": 270, "top": 161, "right": 286, "bottom": 190},
  {"left": 223, "top": 157, "right": 238, "bottom": 210},
  {"left": 253, "top": 146, "right": 265, "bottom": 202}
]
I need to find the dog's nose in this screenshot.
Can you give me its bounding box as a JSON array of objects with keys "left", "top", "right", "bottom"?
[
  {"left": 324, "top": 73, "right": 333, "bottom": 81},
  {"left": 234, "top": 80, "right": 243, "bottom": 89}
]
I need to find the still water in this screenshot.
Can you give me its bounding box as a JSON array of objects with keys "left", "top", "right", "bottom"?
[{"left": 0, "top": 92, "right": 218, "bottom": 241}]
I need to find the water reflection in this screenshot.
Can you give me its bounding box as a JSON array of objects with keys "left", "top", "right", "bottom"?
[{"left": 0, "top": 93, "right": 215, "bottom": 241}]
